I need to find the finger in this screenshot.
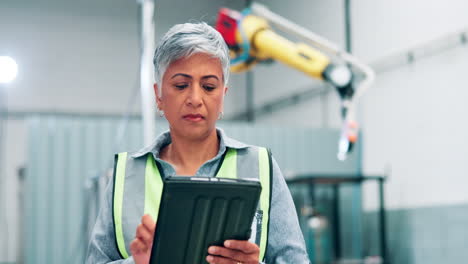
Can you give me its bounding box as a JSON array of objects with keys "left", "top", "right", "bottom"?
[
  {"left": 136, "top": 223, "right": 153, "bottom": 245},
  {"left": 208, "top": 246, "right": 248, "bottom": 262},
  {"left": 224, "top": 240, "right": 259, "bottom": 254},
  {"left": 141, "top": 214, "right": 156, "bottom": 233},
  {"left": 130, "top": 238, "right": 149, "bottom": 254},
  {"left": 206, "top": 254, "right": 239, "bottom": 264}
]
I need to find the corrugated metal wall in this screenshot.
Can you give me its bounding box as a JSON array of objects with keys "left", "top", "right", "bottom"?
[
  {"left": 24, "top": 115, "right": 360, "bottom": 264},
  {"left": 24, "top": 116, "right": 143, "bottom": 264}
]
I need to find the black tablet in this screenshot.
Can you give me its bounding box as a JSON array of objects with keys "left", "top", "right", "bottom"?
[{"left": 149, "top": 176, "right": 261, "bottom": 264}]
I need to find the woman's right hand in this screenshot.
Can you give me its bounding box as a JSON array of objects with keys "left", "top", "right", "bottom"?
[{"left": 130, "top": 214, "right": 156, "bottom": 264}]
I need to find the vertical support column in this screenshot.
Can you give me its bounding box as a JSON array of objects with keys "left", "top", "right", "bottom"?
[
  {"left": 0, "top": 84, "right": 9, "bottom": 261},
  {"left": 332, "top": 184, "right": 341, "bottom": 261},
  {"left": 344, "top": 0, "right": 352, "bottom": 53},
  {"left": 139, "top": 0, "right": 156, "bottom": 146},
  {"left": 245, "top": 0, "right": 255, "bottom": 122},
  {"left": 378, "top": 177, "right": 388, "bottom": 264},
  {"left": 17, "top": 167, "right": 25, "bottom": 264},
  {"left": 246, "top": 71, "right": 254, "bottom": 122}
]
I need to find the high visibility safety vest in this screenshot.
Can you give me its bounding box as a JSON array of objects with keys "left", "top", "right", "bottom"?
[{"left": 112, "top": 147, "right": 273, "bottom": 262}]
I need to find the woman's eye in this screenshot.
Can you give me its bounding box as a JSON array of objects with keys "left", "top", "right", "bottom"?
[
  {"left": 175, "top": 84, "right": 188, "bottom": 90},
  {"left": 203, "top": 85, "right": 216, "bottom": 91}
]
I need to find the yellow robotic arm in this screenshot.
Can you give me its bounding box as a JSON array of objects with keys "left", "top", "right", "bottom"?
[
  {"left": 231, "top": 14, "right": 330, "bottom": 80},
  {"left": 216, "top": 3, "right": 375, "bottom": 160}
]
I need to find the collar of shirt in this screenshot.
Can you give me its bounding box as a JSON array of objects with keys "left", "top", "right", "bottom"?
[{"left": 130, "top": 127, "right": 249, "bottom": 160}]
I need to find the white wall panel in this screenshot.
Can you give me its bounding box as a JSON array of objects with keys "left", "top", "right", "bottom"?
[
  {"left": 362, "top": 45, "right": 468, "bottom": 210},
  {"left": 353, "top": 0, "right": 468, "bottom": 62}
]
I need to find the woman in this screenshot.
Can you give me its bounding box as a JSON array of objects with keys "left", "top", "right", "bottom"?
[{"left": 87, "top": 22, "right": 309, "bottom": 264}]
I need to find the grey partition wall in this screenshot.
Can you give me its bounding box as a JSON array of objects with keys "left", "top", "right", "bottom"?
[
  {"left": 218, "top": 121, "right": 361, "bottom": 176},
  {"left": 24, "top": 115, "right": 361, "bottom": 264}
]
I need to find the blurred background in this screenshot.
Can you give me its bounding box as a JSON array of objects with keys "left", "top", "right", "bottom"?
[{"left": 1, "top": 0, "right": 468, "bottom": 263}]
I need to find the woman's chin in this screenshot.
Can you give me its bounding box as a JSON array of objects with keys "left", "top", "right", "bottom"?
[{"left": 173, "top": 125, "right": 216, "bottom": 141}]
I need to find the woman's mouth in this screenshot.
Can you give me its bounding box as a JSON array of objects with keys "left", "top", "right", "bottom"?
[{"left": 182, "top": 114, "right": 205, "bottom": 122}]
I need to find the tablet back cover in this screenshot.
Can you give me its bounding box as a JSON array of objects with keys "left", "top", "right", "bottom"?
[{"left": 149, "top": 177, "right": 261, "bottom": 264}]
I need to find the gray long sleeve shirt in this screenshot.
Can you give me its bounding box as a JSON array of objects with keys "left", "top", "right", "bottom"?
[{"left": 86, "top": 128, "right": 310, "bottom": 263}]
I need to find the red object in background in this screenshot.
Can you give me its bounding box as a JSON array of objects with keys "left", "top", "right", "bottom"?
[
  {"left": 215, "top": 8, "right": 241, "bottom": 48},
  {"left": 346, "top": 120, "right": 359, "bottom": 143}
]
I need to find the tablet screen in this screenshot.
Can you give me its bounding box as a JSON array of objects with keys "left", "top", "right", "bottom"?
[{"left": 149, "top": 176, "right": 261, "bottom": 264}]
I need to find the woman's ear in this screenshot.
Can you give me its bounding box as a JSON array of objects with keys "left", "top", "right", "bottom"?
[
  {"left": 224, "top": 86, "right": 228, "bottom": 96},
  {"left": 154, "top": 83, "right": 163, "bottom": 109}
]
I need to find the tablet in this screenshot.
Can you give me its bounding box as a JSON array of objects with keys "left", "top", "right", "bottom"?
[{"left": 149, "top": 176, "right": 261, "bottom": 264}]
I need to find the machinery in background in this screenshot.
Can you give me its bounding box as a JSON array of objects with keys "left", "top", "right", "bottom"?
[
  {"left": 288, "top": 175, "right": 387, "bottom": 264},
  {"left": 215, "top": 3, "right": 375, "bottom": 161}
]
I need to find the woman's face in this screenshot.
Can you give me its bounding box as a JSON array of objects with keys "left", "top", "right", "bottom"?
[{"left": 155, "top": 53, "right": 227, "bottom": 141}]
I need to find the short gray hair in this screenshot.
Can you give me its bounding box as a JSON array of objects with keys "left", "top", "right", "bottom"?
[{"left": 153, "top": 22, "right": 230, "bottom": 92}]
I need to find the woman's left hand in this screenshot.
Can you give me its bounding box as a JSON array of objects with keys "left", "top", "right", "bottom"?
[{"left": 206, "top": 240, "right": 260, "bottom": 264}]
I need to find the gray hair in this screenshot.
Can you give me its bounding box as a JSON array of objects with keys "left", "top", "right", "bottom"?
[{"left": 153, "top": 22, "right": 230, "bottom": 94}]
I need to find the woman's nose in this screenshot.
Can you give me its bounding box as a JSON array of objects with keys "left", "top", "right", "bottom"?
[{"left": 186, "top": 85, "right": 203, "bottom": 107}]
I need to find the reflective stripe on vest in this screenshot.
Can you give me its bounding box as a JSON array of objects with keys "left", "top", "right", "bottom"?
[
  {"left": 216, "top": 148, "right": 237, "bottom": 179},
  {"left": 113, "top": 152, "right": 129, "bottom": 259},
  {"left": 258, "top": 147, "right": 271, "bottom": 261},
  {"left": 144, "top": 154, "right": 164, "bottom": 223},
  {"left": 112, "top": 147, "right": 271, "bottom": 261}
]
